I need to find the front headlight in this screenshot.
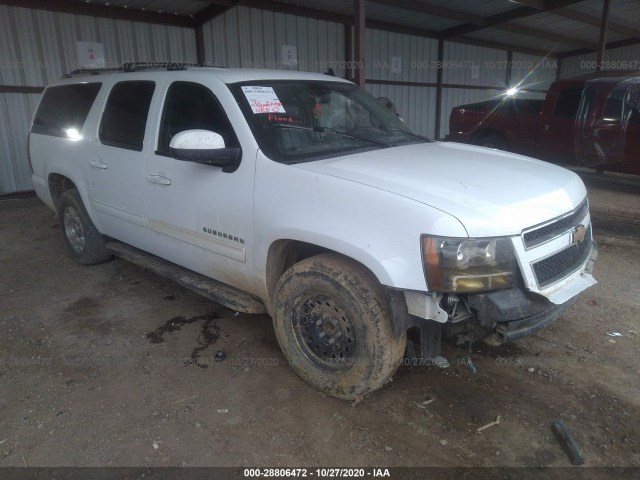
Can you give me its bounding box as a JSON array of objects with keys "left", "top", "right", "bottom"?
[{"left": 422, "top": 236, "right": 517, "bottom": 293}]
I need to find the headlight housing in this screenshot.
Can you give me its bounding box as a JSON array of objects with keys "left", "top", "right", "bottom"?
[{"left": 422, "top": 236, "right": 517, "bottom": 293}]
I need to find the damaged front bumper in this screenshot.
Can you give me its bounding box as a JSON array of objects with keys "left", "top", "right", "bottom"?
[
  {"left": 396, "top": 240, "right": 597, "bottom": 356},
  {"left": 468, "top": 287, "right": 578, "bottom": 344},
  {"left": 467, "top": 241, "right": 598, "bottom": 344}
]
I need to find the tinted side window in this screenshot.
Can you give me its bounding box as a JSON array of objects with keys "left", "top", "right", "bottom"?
[
  {"left": 603, "top": 94, "right": 640, "bottom": 126},
  {"left": 630, "top": 106, "right": 640, "bottom": 126},
  {"left": 32, "top": 83, "right": 101, "bottom": 137},
  {"left": 553, "top": 87, "right": 583, "bottom": 118},
  {"left": 157, "top": 81, "right": 239, "bottom": 155},
  {"left": 602, "top": 96, "right": 623, "bottom": 123},
  {"left": 100, "top": 81, "right": 155, "bottom": 151}
]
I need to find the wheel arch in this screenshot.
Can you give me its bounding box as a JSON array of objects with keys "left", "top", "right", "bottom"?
[
  {"left": 264, "top": 238, "right": 393, "bottom": 315},
  {"left": 48, "top": 173, "right": 78, "bottom": 209},
  {"left": 47, "top": 171, "right": 102, "bottom": 232}
]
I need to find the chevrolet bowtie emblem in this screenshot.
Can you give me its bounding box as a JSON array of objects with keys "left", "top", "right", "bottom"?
[{"left": 572, "top": 224, "right": 587, "bottom": 245}]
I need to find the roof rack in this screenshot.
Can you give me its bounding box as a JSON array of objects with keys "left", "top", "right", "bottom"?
[{"left": 62, "top": 62, "right": 199, "bottom": 78}]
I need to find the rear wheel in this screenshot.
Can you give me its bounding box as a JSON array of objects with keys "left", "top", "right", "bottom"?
[
  {"left": 273, "top": 253, "right": 406, "bottom": 400},
  {"left": 57, "top": 189, "right": 112, "bottom": 265}
]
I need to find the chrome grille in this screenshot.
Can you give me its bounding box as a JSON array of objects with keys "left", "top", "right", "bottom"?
[
  {"left": 523, "top": 200, "right": 589, "bottom": 249},
  {"left": 531, "top": 225, "right": 592, "bottom": 288}
]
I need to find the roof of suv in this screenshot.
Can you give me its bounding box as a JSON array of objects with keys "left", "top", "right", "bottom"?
[{"left": 56, "top": 66, "right": 352, "bottom": 86}]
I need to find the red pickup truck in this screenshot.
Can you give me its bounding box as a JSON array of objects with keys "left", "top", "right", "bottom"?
[{"left": 448, "top": 71, "right": 640, "bottom": 176}]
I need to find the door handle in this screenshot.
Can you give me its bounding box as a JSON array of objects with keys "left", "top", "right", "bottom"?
[
  {"left": 90, "top": 160, "right": 108, "bottom": 170},
  {"left": 147, "top": 174, "right": 172, "bottom": 185}
]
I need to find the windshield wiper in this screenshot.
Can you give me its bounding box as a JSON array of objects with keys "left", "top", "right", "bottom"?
[
  {"left": 274, "top": 124, "right": 390, "bottom": 147},
  {"left": 382, "top": 127, "right": 432, "bottom": 142}
]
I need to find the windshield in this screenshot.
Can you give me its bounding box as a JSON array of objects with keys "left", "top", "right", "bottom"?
[{"left": 229, "top": 80, "right": 429, "bottom": 163}]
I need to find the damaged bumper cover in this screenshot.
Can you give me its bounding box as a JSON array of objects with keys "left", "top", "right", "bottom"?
[
  {"left": 468, "top": 288, "right": 577, "bottom": 343},
  {"left": 468, "top": 242, "right": 597, "bottom": 343}
]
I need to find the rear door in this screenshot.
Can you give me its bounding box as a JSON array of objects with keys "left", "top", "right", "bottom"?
[
  {"left": 87, "top": 77, "right": 159, "bottom": 247},
  {"left": 591, "top": 80, "right": 640, "bottom": 174},
  {"left": 573, "top": 81, "right": 603, "bottom": 167}
]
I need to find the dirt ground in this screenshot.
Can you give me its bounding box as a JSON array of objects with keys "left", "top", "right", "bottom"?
[{"left": 0, "top": 169, "right": 639, "bottom": 469}]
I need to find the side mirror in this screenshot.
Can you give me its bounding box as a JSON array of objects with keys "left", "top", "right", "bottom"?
[{"left": 169, "top": 130, "right": 241, "bottom": 173}]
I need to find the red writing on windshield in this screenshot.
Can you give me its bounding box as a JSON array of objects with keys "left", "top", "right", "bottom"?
[{"left": 268, "top": 114, "right": 295, "bottom": 123}]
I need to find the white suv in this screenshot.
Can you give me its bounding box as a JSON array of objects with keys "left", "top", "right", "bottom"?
[{"left": 29, "top": 64, "right": 597, "bottom": 399}]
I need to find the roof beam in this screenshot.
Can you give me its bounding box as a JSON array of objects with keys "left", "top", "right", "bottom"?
[
  {"left": 595, "top": 0, "right": 610, "bottom": 70},
  {"left": 365, "top": 20, "right": 437, "bottom": 38},
  {"left": 239, "top": 0, "right": 442, "bottom": 34},
  {"left": 241, "top": 0, "right": 555, "bottom": 56},
  {"left": 194, "top": 0, "right": 238, "bottom": 5},
  {"left": 369, "top": 0, "right": 487, "bottom": 26},
  {"left": 447, "top": 35, "right": 557, "bottom": 57},
  {"left": 365, "top": 19, "right": 555, "bottom": 56},
  {"left": 551, "top": 7, "right": 640, "bottom": 39},
  {"left": 557, "top": 36, "right": 640, "bottom": 58},
  {"left": 238, "top": 0, "right": 353, "bottom": 24},
  {"left": 365, "top": 20, "right": 557, "bottom": 57},
  {"left": 512, "top": 0, "right": 640, "bottom": 38},
  {"left": 440, "top": 5, "right": 537, "bottom": 38},
  {"left": 439, "top": 0, "right": 584, "bottom": 38},
  {"left": 0, "top": 0, "right": 196, "bottom": 28},
  {"left": 354, "top": 0, "right": 366, "bottom": 87},
  {"left": 494, "top": 23, "right": 599, "bottom": 50},
  {"left": 0, "top": 85, "right": 44, "bottom": 94},
  {"left": 510, "top": 0, "right": 546, "bottom": 9},
  {"left": 193, "top": 2, "right": 238, "bottom": 26}
]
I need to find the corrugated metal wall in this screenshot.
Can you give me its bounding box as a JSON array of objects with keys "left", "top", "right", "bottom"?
[
  {"left": 511, "top": 52, "right": 558, "bottom": 94},
  {"left": 439, "top": 42, "right": 507, "bottom": 137},
  {"left": 365, "top": 29, "right": 438, "bottom": 83},
  {"left": 561, "top": 52, "right": 597, "bottom": 77},
  {"left": 0, "top": 5, "right": 196, "bottom": 86},
  {"left": 443, "top": 42, "right": 508, "bottom": 87},
  {"left": 0, "top": 93, "right": 41, "bottom": 194},
  {"left": 561, "top": 44, "right": 640, "bottom": 77},
  {"left": 201, "top": 6, "right": 345, "bottom": 77},
  {"left": 0, "top": 4, "right": 196, "bottom": 194},
  {"left": 365, "top": 29, "right": 438, "bottom": 137},
  {"left": 4, "top": 3, "right": 625, "bottom": 193}
]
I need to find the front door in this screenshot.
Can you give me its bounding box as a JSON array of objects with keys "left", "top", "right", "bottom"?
[{"left": 144, "top": 80, "right": 256, "bottom": 293}]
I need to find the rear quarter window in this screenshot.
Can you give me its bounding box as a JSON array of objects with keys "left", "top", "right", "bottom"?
[{"left": 31, "top": 83, "right": 102, "bottom": 138}]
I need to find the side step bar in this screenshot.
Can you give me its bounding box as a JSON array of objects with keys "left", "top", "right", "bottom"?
[{"left": 106, "top": 242, "right": 267, "bottom": 315}]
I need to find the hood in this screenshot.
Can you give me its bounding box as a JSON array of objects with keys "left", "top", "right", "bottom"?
[{"left": 295, "top": 141, "right": 587, "bottom": 237}]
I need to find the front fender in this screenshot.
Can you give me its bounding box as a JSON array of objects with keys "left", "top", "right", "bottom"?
[{"left": 252, "top": 153, "right": 467, "bottom": 299}]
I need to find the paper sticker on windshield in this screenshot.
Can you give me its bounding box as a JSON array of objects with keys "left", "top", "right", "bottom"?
[{"left": 241, "top": 86, "right": 286, "bottom": 114}]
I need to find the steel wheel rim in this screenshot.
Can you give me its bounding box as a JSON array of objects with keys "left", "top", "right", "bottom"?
[
  {"left": 63, "top": 206, "right": 85, "bottom": 254},
  {"left": 291, "top": 293, "right": 358, "bottom": 370}
]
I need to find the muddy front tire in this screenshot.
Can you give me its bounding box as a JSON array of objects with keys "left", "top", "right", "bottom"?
[
  {"left": 57, "top": 189, "right": 112, "bottom": 265},
  {"left": 273, "top": 254, "right": 406, "bottom": 400}
]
